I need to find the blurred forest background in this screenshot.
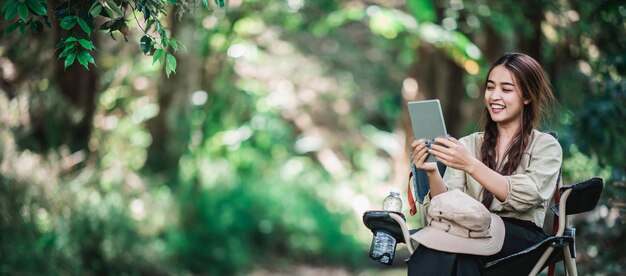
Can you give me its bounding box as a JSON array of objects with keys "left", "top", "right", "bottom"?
[{"left": 1, "top": 0, "right": 625, "bottom": 275}]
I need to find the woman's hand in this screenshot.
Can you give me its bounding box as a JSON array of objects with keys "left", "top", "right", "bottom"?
[
  {"left": 411, "top": 139, "right": 438, "bottom": 172},
  {"left": 429, "top": 137, "right": 479, "bottom": 173}
]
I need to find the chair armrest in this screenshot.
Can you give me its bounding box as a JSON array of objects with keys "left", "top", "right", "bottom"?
[{"left": 362, "top": 211, "right": 415, "bottom": 254}]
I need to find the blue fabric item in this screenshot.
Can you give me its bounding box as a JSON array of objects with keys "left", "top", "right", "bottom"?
[{"left": 410, "top": 158, "right": 447, "bottom": 204}]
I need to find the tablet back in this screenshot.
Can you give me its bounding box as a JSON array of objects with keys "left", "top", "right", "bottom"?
[{"left": 407, "top": 100, "right": 448, "bottom": 162}]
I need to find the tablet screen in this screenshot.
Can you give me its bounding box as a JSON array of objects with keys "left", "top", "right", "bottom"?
[{"left": 407, "top": 99, "right": 448, "bottom": 162}]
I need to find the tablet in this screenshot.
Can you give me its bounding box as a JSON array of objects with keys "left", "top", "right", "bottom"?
[{"left": 407, "top": 99, "right": 448, "bottom": 162}]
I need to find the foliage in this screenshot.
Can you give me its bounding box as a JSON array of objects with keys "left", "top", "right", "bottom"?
[
  {"left": 1, "top": 0, "right": 626, "bottom": 275},
  {"left": 2, "top": 0, "right": 223, "bottom": 74}
]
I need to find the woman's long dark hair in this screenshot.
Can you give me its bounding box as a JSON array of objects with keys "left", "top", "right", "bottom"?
[{"left": 480, "top": 53, "right": 556, "bottom": 208}]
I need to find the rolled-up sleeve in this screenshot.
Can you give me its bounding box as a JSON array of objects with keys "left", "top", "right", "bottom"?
[
  {"left": 443, "top": 136, "right": 473, "bottom": 191},
  {"left": 443, "top": 165, "right": 466, "bottom": 191},
  {"left": 492, "top": 133, "right": 563, "bottom": 212}
]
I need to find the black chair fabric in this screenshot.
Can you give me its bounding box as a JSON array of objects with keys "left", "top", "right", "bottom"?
[
  {"left": 486, "top": 178, "right": 602, "bottom": 275},
  {"left": 551, "top": 177, "right": 603, "bottom": 216},
  {"left": 484, "top": 235, "right": 574, "bottom": 276},
  {"left": 363, "top": 211, "right": 407, "bottom": 243}
]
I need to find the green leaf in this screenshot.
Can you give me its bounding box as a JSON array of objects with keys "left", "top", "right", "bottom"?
[
  {"left": 64, "top": 36, "right": 78, "bottom": 43},
  {"left": 145, "top": 19, "right": 154, "bottom": 31},
  {"left": 4, "top": 20, "right": 21, "bottom": 35},
  {"left": 201, "top": 0, "right": 209, "bottom": 9},
  {"left": 106, "top": 1, "right": 123, "bottom": 15},
  {"left": 170, "top": 39, "right": 178, "bottom": 52},
  {"left": 19, "top": 20, "right": 26, "bottom": 34},
  {"left": 58, "top": 45, "right": 75, "bottom": 59},
  {"left": 76, "top": 16, "right": 91, "bottom": 36},
  {"left": 165, "top": 53, "right": 176, "bottom": 77},
  {"left": 64, "top": 53, "right": 76, "bottom": 69},
  {"left": 78, "top": 38, "right": 95, "bottom": 50},
  {"left": 17, "top": 2, "right": 28, "bottom": 21},
  {"left": 76, "top": 51, "right": 94, "bottom": 68},
  {"left": 60, "top": 16, "right": 76, "bottom": 30},
  {"left": 214, "top": 0, "right": 225, "bottom": 8},
  {"left": 78, "top": 50, "right": 96, "bottom": 66},
  {"left": 3, "top": 1, "right": 18, "bottom": 21},
  {"left": 407, "top": 0, "right": 436, "bottom": 23},
  {"left": 89, "top": 3, "right": 103, "bottom": 18},
  {"left": 160, "top": 31, "right": 168, "bottom": 47},
  {"left": 26, "top": 0, "right": 47, "bottom": 16},
  {"left": 152, "top": 48, "right": 163, "bottom": 64},
  {"left": 29, "top": 20, "right": 43, "bottom": 33},
  {"left": 140, "top": 35, "right": 153, "bottom": 54},
  {"left": 103, "top": 6, "right": 115, "bottom": 18}
]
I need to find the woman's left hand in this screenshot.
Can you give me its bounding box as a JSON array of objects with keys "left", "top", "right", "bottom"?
[{"left": 429, "top": 137, "right": 479, "bottom": 173}]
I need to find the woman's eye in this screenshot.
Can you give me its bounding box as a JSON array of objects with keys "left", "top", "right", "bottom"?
[
  {"left": 487, "top": 86, "right": 495, "bottom": 90},
  {"left": 503, "top": 89, "right": 513, "bottom": 93}
]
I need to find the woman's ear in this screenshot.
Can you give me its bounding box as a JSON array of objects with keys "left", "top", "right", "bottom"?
[{"left": 524, "top": 99, "right": 530, "bottom": 105}]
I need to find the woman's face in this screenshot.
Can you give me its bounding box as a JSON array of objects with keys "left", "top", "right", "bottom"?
[{"left": 484, "top": 65, "right": 528, "bottom": 127}]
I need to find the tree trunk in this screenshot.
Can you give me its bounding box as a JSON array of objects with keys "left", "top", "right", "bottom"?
[
  {"left": 407, "top": 44, "right": 465, "bottom": 138},
  {"left": 516, "top": 0, "right": 543, "bottom": 61},
  {"left": 50, "top": 0, "right": 99, "bottom": 152},
  {"left": 146, "top": 11, "right": 199, "bottom": 172}
]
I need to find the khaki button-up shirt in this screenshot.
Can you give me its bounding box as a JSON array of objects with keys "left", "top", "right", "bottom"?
[{"left": 426, "top": 130, "right": 562, "bottom": 227}]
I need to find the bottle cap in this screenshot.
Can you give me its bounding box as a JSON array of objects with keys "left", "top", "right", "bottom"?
[{"left": 389, "top": 188, "right": 400, "bottom": 197}]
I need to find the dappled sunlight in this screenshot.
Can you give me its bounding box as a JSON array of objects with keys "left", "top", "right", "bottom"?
[{"left": 1, "top": 0, "right": 625, "bottom": 274}]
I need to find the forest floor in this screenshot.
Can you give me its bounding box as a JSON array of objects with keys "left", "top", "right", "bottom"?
[{"left": 250, "top": 265, "right": 405, "bottom": 276}]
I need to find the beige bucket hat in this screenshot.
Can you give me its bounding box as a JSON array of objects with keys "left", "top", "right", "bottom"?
[{"left": 411, "top": 189, "right": 505, "bottom": 256}]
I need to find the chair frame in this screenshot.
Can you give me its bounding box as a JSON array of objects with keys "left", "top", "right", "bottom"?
[
  {"left": 363, "top": 177, "right": 603, "bottom": 275},
  {"left": 530, "top": 186, "right": 576, "bottom": 275}
]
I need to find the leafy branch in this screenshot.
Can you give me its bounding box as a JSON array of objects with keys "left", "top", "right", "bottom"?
[{"left": 2, "top": 0, "right": 225, "bottom": 76}]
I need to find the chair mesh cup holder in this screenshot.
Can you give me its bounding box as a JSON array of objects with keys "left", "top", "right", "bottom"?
[
  {"left": 368, "top": 229, "right": 397, "bottom": 265},
  {"left": 363, "top": 211, "right": 407, "bottom": 265}
]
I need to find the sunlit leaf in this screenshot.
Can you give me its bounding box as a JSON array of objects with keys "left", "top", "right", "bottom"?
[
  {"left": 369, "top": 9, "right": 405, "bottom": 39},
  {"left": 407, "top": 0, "right": 436, "bottom": 22},
  {"left": 107, "top": 0, "right": 124, "bottom": 15},
  {"left": 103, "top": 6, "right": 115, "bottom": 18},
  {"left": 166, "top": 53, "right": 176, "bottom": 77},
  {"left": 78, "top": 38, "right": 95, "bottom": 50},
  {"left": 89, "top": 3, "right": 103, "bottom": 18},
  {"left": 170, "top": 39, "right": 178, "bottom": 52},
  {"left": 64, "top": 53, "right": 76, "bottom": 69},
  {"left": 152, "top": 48, "right": 163, "bottom": 64}
]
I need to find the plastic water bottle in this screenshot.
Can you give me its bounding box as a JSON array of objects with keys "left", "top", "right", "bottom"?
[
  {"left": 369, "top": 189, "right": 402, "bottom": 265},
  {"left": 382, "top": 190, "right": 402, "bottom": 212}
]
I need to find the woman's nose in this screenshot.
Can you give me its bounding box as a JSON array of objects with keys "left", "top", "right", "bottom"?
[{"left": 490, "top": 89, "right": 501, "bottom": 100}]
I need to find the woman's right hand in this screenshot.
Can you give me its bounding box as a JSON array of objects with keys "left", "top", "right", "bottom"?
[{"left": 411, "top": 139, "right": 438, "bottom": 172}]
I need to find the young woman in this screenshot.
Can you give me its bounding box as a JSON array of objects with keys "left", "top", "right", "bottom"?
[{"left": 408, "top": 53, "right": 561, "bottom": 275}]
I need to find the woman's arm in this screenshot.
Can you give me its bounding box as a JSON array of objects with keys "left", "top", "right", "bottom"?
[
  {"left": 465, "top": 160, "right": 509, "bottom": 201},
  {"left": 428, "top": 137, "right": 510, "bottom": 201}
]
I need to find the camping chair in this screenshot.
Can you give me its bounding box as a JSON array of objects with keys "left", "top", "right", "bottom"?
[
  {"left": 363, "top": 133, "right": 603, "bottom": 275},
  {"left": 363, "top": 177, "right": 602, "bottom": 275}
]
